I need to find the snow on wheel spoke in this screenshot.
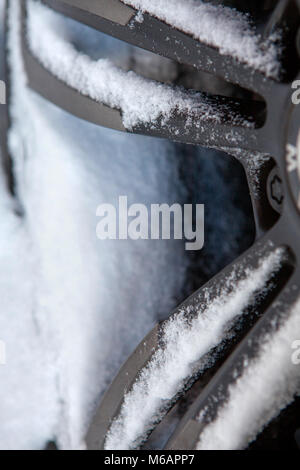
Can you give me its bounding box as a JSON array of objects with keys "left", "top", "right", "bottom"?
[
  {"left": 26, "top": 1, "right": 254, "bottom": 131},
  {"left": 104, "top": 247, "right": 284, "bottom": 450},
  {"left": 196, "top": 297, "right": 300, "bottom": 450},
  {"left": 122, "top": 0, "right": 282, "bottom": 78}
]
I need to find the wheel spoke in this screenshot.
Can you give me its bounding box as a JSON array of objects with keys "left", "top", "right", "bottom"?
[
  {"left": 86, "top": 326, "right": 160, "bottom": 450},
  {"left": 85, "top": 226, "right": 294, "bottom": 450},
  {"left": 41, "top": 0, "right": 282, "bottom": 98},
  {"left": 22, "top": 0, "right": 294, "bottom": 159},
  {"left": 166, "top": 221, "right": 299, "bottom": 450},
  {"left": 22, "top": 40, "right": 126, "bottom": 132},
  {"left": 222, "top": 149, "right": 284, "bottom": 237},
  {"left": 166, "top": 275, "right": 300, "bottom": 450},
  {"left": 22, "top": 8, "right": 276, "bottom": 155},
  {"left": 21, "top": 42, "right": 264, "bottom": 152}
]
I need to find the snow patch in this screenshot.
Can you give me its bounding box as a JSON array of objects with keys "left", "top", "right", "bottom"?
[{"left": 2, "top": 0, "right": 188, "bottom": 449}]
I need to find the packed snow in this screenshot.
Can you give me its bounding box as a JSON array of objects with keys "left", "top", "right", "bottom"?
[
  {"left": 196, "top": 298, "right": 300, "bottom": 450},
  {"left": 26, "top": 0, "right": 253, "bottom": 130},
  {"left": 122, "top": 0, "right": 281, "bottom": 78},
  {"left": 104, "top": 247, "right": 284, "bottom": 450},
  {"left": 1, "top": 0, "right": 190, "bottom": 449}
]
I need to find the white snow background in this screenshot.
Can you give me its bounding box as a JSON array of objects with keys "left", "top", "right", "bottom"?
[
  {"left": 1, "top": 0, "right": 186, "bottom": 449},
  {"left": 0, "top": 0, "right": 262, "bottom": 450}
]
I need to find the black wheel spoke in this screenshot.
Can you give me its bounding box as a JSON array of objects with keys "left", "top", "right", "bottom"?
[
  {"left": 85, "top": 325, "right": 160, "bottom": 450},
  {"left": 22, "top": 39, "right": 126, "bottom": 132},
  {"left": 166, "top": 245, "right": 298, "bottom": 449},
  {"left": 21, "top": 6, "right": 277, "bottom": 155},
  {"left": 41, "top": 0, "right": 282, "bottom": 95},
  {"left": 85, "top": 227, "right": 294, "bottom": 450},
  {"left": 22, "top": 1, "right": 294, "bottom": 157},
  {"left": 23, "top": 41, "right": 270, "bottom": 152}
]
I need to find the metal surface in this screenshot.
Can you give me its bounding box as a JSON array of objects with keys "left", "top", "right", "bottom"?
[
  {"left": 86, "top": 326, "right": 159, "bottom": 450},
  {"left": 21, "top": 3, "right": 125, "bottom": 132},
  {"left": 22, "top": 44, "right": 125, "bottom": 132},
  {"left": 49, "top": 0, "right": 135, "bottom": 25},
  {"left": 87, "top": 232, "right": 297, "bottom": 450},
  {"left": 21, "top": 5, "right": 267, "bottom": 150},
  {"left": 14, "top": 0, "right": 300, "bottom": 450}
]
